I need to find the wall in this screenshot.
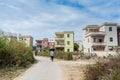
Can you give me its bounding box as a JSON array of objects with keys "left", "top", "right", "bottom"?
[
  {"left": 104, "top": 26, "right": 118, "bottom": 50},
  {"left": 64, "top": 32, "right": 74, "bottom": 52}
]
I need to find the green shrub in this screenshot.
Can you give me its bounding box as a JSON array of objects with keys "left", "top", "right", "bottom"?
[
  {"left": 55, "top": 51, "right": 66, "bottom": 59},
  {"left": 65, "top": 53, "right": 73, "bottom": 60},
  {"left": 38, "top": 50, "right": 73, "bottom": 60},
  {"left": 38, "top": 52, "right": 50, "bottom": 57},
  {"left": 0, "top": 38, "right": 35, "bottom": 68}
]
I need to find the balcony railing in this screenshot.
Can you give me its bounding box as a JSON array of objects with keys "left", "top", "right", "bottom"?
[
  {"left": 92, "top": 42, "right": 106, "bottom": 46},
  {"left": 55, "top": 44, "right": 65, "bottom": 47},
  {"left": 85, "top": 31, "right": 106, "bottom": 37},
  {"left": 55, "top": 37, "right": 64, "bottom": 40},
  {"left": 36, "top": 43, "right": 42, "bottom": 45}
]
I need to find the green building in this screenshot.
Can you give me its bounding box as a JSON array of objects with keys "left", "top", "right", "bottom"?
[{"left": 55, "top": 31, "right": 74, "bottom": 52}]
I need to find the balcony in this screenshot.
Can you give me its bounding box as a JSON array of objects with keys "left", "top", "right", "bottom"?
[
  {"left": 55, "top": 44, "right": 65, "bottom": 47},
  {"left": 36, "top": 43, "right": 42, "bottom": 46},
  {"left": 92, "top": 42, "right": 106, "bottom": 46},
  {"left": 55, "top": 37, "right": 64, "bottom": 40},
  {"left": 85, "top": 31, "right": 106, "bottom": 37}
]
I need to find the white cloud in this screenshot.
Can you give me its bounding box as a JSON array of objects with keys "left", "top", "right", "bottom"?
[{"left": 0, "top": 0, "right": 120, "bottom": 44}]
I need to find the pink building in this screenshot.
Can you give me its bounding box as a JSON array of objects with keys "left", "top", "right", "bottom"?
[
  {"left": 36, "top": 38, "right": 49, "bottom": 52},
  {"left": 42, "top": 38, "right": 49, "bottom": 48},
  {"left": 49, "top": 42, "right": 54, "bottom": 49}
]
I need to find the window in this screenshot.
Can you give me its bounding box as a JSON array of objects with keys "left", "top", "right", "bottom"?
[
  {"left": 93, "top": 47, "right": 96, "bottom": 51},
  {"left": 109, "top": 27, "right": 112, "bottom": 31},
  {"left": 99, "top": 39, "right": 102, "bottom": 43},
  {"left": 67, "top": 41, "right": 70, "bottom": 45},
  {"left": 67, "top": 34, "right": 70, "bottom": 37},
  {"left": 67, "top": 49, "right": 70, "bottom": 52},
  {"left": 110, "top": 37, "right": 113, "bottom": 42}
]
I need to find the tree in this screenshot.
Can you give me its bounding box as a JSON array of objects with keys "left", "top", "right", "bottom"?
[{"left": 74, "top": 43, "right": 79, "bottom": 52}]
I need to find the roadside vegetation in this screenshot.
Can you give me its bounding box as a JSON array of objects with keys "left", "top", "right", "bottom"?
[
  {"left": 84, "top": 55, "right": 120, "bottom": 80},
  {"left": 0, "top": 38, "right": 35, "bottom": 68},
  {"left": 38, "top": 50, "right": 73, "bottom": 60},
  {"left": 38, "top": 44, "right": 120, "bottom": 80},
  {"left": 38, "top": 43, "right": 80, "bottom": 60},
  {"left": 0, "top": 37, "right": 35, "bottom": 79}
]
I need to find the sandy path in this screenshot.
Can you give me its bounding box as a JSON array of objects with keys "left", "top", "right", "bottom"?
[{"left": 14, "top": 56, "right": 95, "bottom": 80}]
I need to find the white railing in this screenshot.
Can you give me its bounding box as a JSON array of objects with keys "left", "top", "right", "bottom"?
[
  {"left": 55, "top": 37, "right": 64, "bottom": 40},
  {"left": 92, "top": 42, "right": 106, "bottom": 46},
  {"left": 85, "top": 31, "right": 106, "bottom": 37},
  {"left": 55, "top": 44, "right": 65, "bottom": 47}
]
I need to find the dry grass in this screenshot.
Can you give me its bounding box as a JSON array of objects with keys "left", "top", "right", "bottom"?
[
  {"left": 84, "top": 56, "right": 120, "bottom": 80},
  {"left": 59, "top": 59, "right": 95, "bottom": 80},
  {"left": 0, "top": 67, "right": 26, "bottom": 80}
]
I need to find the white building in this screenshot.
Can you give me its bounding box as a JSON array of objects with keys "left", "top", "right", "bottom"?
[{"left": 83, "top": 22, "right": 120, "bottom": 56}]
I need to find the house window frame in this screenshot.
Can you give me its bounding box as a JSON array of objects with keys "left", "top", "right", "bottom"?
[
  {"left": 109, "top": 27, "right": 112, "bottom": 31},
  {"left": 110, "top": 37, "right": 113, "bottom": 42},
  {"left": 67, "top": 49, "right": 70, "bottom": 52},
  {"left": 67, "top": 34, "right": 70, "bottom": 38},
  {"left": 67, "top": 41, "right": 70, "bottom": 45}
]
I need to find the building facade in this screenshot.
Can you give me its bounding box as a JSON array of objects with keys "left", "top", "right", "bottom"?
[
  {"left": 19, "top": 36, "right": 33, "bottom": 47},
  {"left": 55, "top": 31, "right": 74, "bottom": 52},
  {"left": 49, "top": 39, "right": 55, "bottom": 49},
  {"left": 83, "top": 22, "right": 119, "bottom": 56},
  {"left": 36, "top": 38, "right": 49, "bottom": 52},
  {"left": 5, "top": 36, "right": 17, "bottom": 41}
]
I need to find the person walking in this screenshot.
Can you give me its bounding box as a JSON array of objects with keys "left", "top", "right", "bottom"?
[
  {"left": 35, "top": 49, "right": 38, "bottom": 56},
  {"left": 50, "top": 50, "right": 54, "bottom": 61}
]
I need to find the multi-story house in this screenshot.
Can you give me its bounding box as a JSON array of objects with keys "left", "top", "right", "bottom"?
[
  {"left": 83, "top": 22, "right": 120, "bottom": 56},
  {"left": 36, "top": 40, "right": 43, "bottom": 52},
  {"left": 49, "top": 39, "right": 55, "bottom": 49},
  {"left": 55, "top": 31, "right": 74, "bottom": 52},
  {"left": 19, "top": 36, "right": 33, "bottom": 47},
  {"left": 36, "top": 38, "right": 49, "bottom": 52},
  {"left": 0, "top": 36, "right": 17, "bottom": 41},
  {"left": 5, "top": 36, "right": 17, "bottom": 41},
  {"left": 42, "top": 38, "right": 49, "bottom": 48},
  {"left": 0, "top": 30, "right": 18, "bottom": 41}
]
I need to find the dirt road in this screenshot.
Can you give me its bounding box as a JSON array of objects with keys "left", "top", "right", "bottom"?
[{"left": 14, "top": 56, "right": 95, "bottom": 80}]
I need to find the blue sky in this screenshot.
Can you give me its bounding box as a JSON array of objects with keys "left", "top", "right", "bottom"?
[{"left": 0, "top": 0, "right": 120, "bottom": 44}]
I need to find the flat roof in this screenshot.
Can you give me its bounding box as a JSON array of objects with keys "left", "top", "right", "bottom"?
[
  {"left": 83, "top": 25, "right": 99, "bottom": 30},
  {"left": 102, "top": 22, "right": 117, "bottom": 26},
  {"left": 36, "top": 40, "right": 43, "bottom": 42},
  {"left": 83, "top": 22, "right": 118, "bottom": 30},
  {"left": 55, "top": 31, "right": 74, "bottom": 34},
  {"left": 19, "top": 36, "right": 33, "bottom": 38}
]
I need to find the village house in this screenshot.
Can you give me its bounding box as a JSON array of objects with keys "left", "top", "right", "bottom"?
[
  {"left": 83, "top": 22, "right": 120, "bottom": 56},
  {"left": 19, "top": 36, "right": 33, "bottom": 47},
  {"left": 55, "top": 31, "right": 74, "bottom": 52},
  {"left": 36, "top": 38, "right": 49, "bottom": 52}
]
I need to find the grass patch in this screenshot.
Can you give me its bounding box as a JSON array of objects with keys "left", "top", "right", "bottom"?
[{"left": 0, "top": 67, "right": 27, "bottom": 80}]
